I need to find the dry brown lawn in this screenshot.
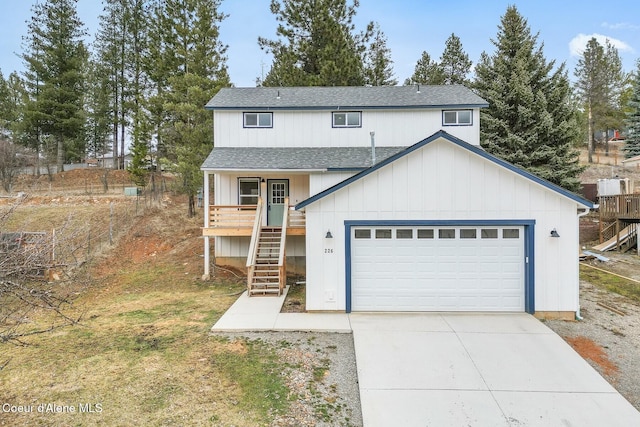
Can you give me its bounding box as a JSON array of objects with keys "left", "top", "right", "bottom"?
[{"left": 0, "top": 187, "right": 292, "bottom": 426}]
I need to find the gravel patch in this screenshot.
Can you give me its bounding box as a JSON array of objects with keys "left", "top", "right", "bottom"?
[
  {"left": 214, "top": 332, "right": 362, "bottom": 427},
  {"left": 546, "top": 279, "right": 640, "bottom": 410}
]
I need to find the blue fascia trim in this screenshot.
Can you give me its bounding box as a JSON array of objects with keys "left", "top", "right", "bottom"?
[
  {"left": 295, "top": 130, "right": 594, "bottom": 211},
  {"left": 205, "top": 104, "right": 489, "bottom": 111},
  {"left": 344, "top": 219, "right": 536, "bottom": 314}
]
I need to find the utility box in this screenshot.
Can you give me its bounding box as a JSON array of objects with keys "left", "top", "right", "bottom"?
[{"left": 124, "top": 187, "right": 141, "bottom": 196}]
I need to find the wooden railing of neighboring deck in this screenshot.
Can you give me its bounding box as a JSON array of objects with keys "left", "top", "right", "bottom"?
[{"left": 599, "top": 195, "right": 640, "bottom": 220}]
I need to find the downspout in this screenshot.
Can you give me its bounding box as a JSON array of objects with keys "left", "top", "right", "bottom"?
[
  {"left": 575, "top": 207, "right": 593, "bottom": 320},
  {"left": 370, "top": 131, "right": 376, "bottom": 166}
]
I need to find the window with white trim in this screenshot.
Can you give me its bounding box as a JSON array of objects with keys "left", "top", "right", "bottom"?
[
  {"left": 238, "top": 178, "right": 260, "bottom": 205},
  {"left": 354, "top": 229, "right": 371, "bottom": 239},
  {"left": 332, "top": 111, "right": 361, "bottom": 128},
  {"left": 243, "top": 112, "right": 273, "bottom": 128},
  {"left": 443, "top": 110, "right": 472, "bottom": 126}
]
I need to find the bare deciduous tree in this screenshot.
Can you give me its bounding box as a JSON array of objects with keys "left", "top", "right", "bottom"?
[{"left": 0, "top": 197, "right": 90, "bottom": 355}]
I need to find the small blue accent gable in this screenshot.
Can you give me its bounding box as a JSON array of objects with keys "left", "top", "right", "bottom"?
[{"left": 296, "top": 131, "right": 594, "bottom": 211}]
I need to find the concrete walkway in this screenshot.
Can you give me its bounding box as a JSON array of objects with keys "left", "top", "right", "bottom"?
[
  {"left": 211, "top": 292, "right": 640, "bottom": 426},
  {"left": 211, "top": 287, "right": 351, "bottom": 333}
]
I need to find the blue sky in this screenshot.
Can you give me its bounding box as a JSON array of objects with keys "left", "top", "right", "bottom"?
[{"left": 0, "top": 0, "right": 638, "bottom": 87}]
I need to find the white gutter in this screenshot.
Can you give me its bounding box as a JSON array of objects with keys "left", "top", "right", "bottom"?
[{"left": 201, "top": 168, "right": 328, "bottom": 173}]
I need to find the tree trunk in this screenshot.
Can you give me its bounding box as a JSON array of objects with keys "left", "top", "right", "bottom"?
[
  {"left": 113, "top": 73, "right": 119, "bottom": 171},
  {"left": 188, "top": 194, "right": 195, "bottom": 218},
  {"left": 588, "top": 104, "right": 593, "bottom": 163},
  {"left": 57, "top": 136, "right": 64, "bottom": 172}
]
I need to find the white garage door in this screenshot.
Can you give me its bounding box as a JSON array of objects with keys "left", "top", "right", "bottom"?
[{"left": 351, "top": 226, "right": 525, "bottom": 312}]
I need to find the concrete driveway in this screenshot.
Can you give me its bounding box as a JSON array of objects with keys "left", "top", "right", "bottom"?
[{"left": 350, "top": 313, "right": 640, "bottom": 427}]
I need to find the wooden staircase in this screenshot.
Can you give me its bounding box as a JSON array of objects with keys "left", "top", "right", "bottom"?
[
  {"left": 246, "top": 197, "right": 288, "bottom": 296},
  {"left": 248, "top": 227, "right": 283, "bottom": 295}
]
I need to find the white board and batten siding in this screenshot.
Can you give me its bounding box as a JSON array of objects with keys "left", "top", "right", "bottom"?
[
  {"left": 304, "top": 137, "right": 580, "bottom": 313},
  {"left": 213, "top": 109, "right": 481, "bottom": 148}
]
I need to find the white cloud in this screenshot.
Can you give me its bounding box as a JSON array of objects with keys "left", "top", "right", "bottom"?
[
  {"left": 569, "top": 33, "right": 634, "bottom": 57},
  {"left": 601, "top": 22, "right": 640, "bottom": 31}
]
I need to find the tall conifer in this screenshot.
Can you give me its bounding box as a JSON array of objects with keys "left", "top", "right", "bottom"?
[
  {"left": 624, "top": 61, "right": 640, "bottom": 158},
  {"left": 258, "top": 0, "right": 371, "bottom": 86},
  {"left": 21, "top": 0, "right": 87, "bottom": 171},
  {"left": 158, "top": 0, "right": 230, "bottom": 216},
  {"left": 404, "top": 51, "right": 444, "bottom": 86},
  {"left": 474, "top": 6, "right": 583, "bottom": 191},
  {"left": 440, "top": 34, "right": 472, "bottom": 85}
]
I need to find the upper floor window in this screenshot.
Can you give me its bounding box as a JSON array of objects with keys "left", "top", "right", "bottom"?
[
  {"left": 244, "top": 112, "right": 273, "bottom": 128},
  {"left": 443, "top": 110, "right": 472, "bottom": 126},
  {"left": 332, "top": 111, "right": 361, "bottom": 128}
]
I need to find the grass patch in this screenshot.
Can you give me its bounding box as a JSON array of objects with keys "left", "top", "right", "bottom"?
[
  {"left": 212, "top": 337, "right": 291, "bottom": 422},
  {"left": 0, "top": 276, "right": 282, "bottom": 426},
  {"left": 281, "top": 279, "right": 306, "bottom": 312},
  {"left": 0, "top": 197, "right": 288, "bottom": 426},
  {"left": 580, "top": 264, "right": 640, "bottom": 302}
]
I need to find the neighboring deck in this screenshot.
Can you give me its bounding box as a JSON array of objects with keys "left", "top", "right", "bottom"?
[
  {"left": 599, "top": 195, "right": 640, "bottom": 220},
  {"left": 202, "top": 204, "right": 306, "bottom": 236},
  {"left": 598, "top": 195, "right": 640, "bottom": 251}
]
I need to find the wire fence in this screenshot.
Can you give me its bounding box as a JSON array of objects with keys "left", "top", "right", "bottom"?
[{"left": 1, "top": 174, "right": 173, "bottom": 279}]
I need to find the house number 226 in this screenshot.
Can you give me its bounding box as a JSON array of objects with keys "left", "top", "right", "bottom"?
[{"left": 324, "top": 248, "right": 334, "bottom": 254}]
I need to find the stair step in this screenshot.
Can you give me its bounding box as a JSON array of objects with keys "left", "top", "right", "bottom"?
[
  {"left": 249, "top": 290, "right": 281, "bottom": 296},
  {"left": 251, "top": 282, "right": 280, "bottom": 287},
  {"left": 250, "top": 282, "right": 280, "bottom": 287}
]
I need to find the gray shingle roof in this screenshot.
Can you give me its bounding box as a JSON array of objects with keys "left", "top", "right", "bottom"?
[
  {"left": 206, "top": 85, "right": 488, "bottom": 110},
  {"left": 201, "top": 146, "right": 406, "bottom": 171}
]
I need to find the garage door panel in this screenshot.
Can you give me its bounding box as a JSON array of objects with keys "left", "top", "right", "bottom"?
[{"left": 351, "top": 225, "right": 525, "bottom": 312}]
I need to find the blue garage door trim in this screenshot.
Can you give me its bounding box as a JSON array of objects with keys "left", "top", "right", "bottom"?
[{"left": 344, "top": 219, "right": 536, "bottom": 314}]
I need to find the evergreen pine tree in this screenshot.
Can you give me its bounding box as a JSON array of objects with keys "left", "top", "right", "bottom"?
[
  {"left": 624, "top": 60, "right": 640, "bottom": 158},
  {"left": 474, "top": 5, "right": 583, "bottom": 192},
  {"left": 574, "top": 38, "right": 626, "bottom": 161},
  {"left": 440, "top": 33, "right": 472, "bottom": 85},
  {"left": 84, "top": 60, "right": 112, "bottom": 161},
  {"left": 3, "top": 72, "right": 27, "bottom": 143},
  {"left": 258, "top": 0, "right": 372, "bottom": 86},
  {"left": 21, "top": 0, "right": 87, "bottom": 171},
  {"left": 404, "top": 51, "right": 444, "bottom": 85},
  {"left": 0, "top": 71, "right": 10, "bottom": 138},
  {"left": 363, "top": 22, "right": 397, "bottom": 86},
  {"left": 159, "top": 0, "right": 230, "bottom": 216}
]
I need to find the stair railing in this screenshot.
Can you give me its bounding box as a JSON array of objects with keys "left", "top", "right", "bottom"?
[
  {"left": 278, "top": 197, "right": 289, "bottom": 293},
  {"left": 246, "top": 197, "right": 264, "bottom": 293}
]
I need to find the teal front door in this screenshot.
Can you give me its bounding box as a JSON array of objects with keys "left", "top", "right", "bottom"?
[{"left": 267, "top": 180, "right": 288, "bottom": 226}]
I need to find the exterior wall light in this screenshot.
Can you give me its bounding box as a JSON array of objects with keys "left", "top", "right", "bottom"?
[
  {"left": 550, "top": 229, "right": 560, "bottom": 238},
  {"left": 325, "top": 230, "right": 333, "bottom": 239}
]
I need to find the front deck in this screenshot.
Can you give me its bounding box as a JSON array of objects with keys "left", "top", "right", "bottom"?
[{"left": 202, "top": 204, "right": 306, "bottom": 236}]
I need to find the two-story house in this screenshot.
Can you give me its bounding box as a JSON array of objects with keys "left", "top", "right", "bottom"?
[{"left": 201, "top": 85, "right": 593, "bottom": 319}]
